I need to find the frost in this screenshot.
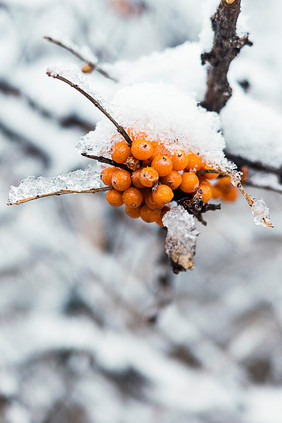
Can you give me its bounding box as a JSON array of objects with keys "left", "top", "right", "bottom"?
[
  {"left": 251, "top": 199, "right": 272, "bottom": 228},
  {"left": 163, "top": 206, "right": 199, "bottom": 271},
  {"left": 8, "top": 166, "right": 101, "bottom": 205}
]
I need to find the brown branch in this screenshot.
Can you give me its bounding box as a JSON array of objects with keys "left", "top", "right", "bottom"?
[
  {"left": 7, "top": 187, "right": 111, "bottom": 206},
  {"left": 201, "top": 0, "right": 253, "bottom": 112},
  {"left": 47, "top": 72, "right": 133, "bottom": 146},
  {"left": 81, "top": 152, "right": 129, "bottom": 170},
  {"left": 44, "top": 36, "right": 118, "bottom": 82}
]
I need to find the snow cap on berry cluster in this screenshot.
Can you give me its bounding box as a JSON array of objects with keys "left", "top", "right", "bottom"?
[{"left": 78, "top": 82, "right": 234, "bottom": 172}]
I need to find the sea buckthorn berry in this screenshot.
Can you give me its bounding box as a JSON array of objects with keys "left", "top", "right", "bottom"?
[
  {"left": 156, "top": 205, "right": 171, "bottom": 226},
  {"left": 131, "top": 139, "right": 153, "bottom": 160},
  {"left": 211, "top": 185, "right": 222, "bottom": 199},
  {"left": 195, "top": 184, "right": 212, "bottom": 203},
  {"left": 172, "top": 150, "right": 189, "bottom": 171},
  {"left": 216, "top": 176, "right": 231, "bottom": 188},
  {"left": 125, "top": 205, "right": 142, "bottom": 219},
  {"left": 131, "top": 168, "right": 144, "bottom": 189},
  {"left": 106, "top": 189, "right": 123, "bottom": 207},
  {"left": 199, "top": 176, "right": 212, "bottom": 187},
  {"left": 241, "top": 166, "right": 249, "bottom": 183},
  {"left": 222, "top": 185, "right": 238, "bottom": 202},
  {"left": 122, "top": 187, "right": 143, "bottom": 208},
  {"left": 101, "top": 167, "right": 117, "bottom": 186},
  {"left": 202, "top": 167, "right": 219, "bottom": 180},
  {"left": 161, "top": 170, "right": 182, "bottom": 190},
  {"left": 142, "top": 158, "right": 152, "bottom": 167},
  {"left": 185, "top": 152, "right": 203, "bottom": 171},
  {"left": 180, "top": 172, "right": 199, "bottom": 193},
  {"left": 145, "top": 193, "right": 164, "bottom": 210},
  {"left": 110, "top": 140, "right": 131, "bottom": 164},
  {"left": 151, "top": 143, "right": 171, "bottom": 159},
  {"left": 152, "top": 184, "right": 174, "bottom": 205},
  {"left": 139, "top": 167, "right": 159, "bottom": 187},
  {"left": 126, "top": 155, "right": 140, "bottom": 170},
  {"left": 81, "top": 64, "right": 94, "bottom": 73},
  {"left": 111, "top": 169, "right": 131, "bottom": 191},
  {"left": 140, "top": 205, "right": 161, "bottom": 223},
  {"left": 151, "top": 155, "right": 173, "bottom": 177}
]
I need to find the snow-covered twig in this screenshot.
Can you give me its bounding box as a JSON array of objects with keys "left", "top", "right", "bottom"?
[
  {"left": 44, "top": 36, "right": 117, "bottom": 82},
  {"left": 201, "top": 0, "right": 253, "bottom": 112},
  {"left": 46, "top": 71, "right": 133, "bottom": 146}
]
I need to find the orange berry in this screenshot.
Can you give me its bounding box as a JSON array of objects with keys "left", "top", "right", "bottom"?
[
  {"left": 195, "top": 184, "right": 212, "bottom": 203},
  {"left": 216, "top": 176, "right": 231, "bottom": 188},
  {"left": 156, "top": 205, "right": 171, "bottom": 226},
  {"left": 152, "top": 184, "right": 174, "bottom": 205},
  {"left": 161, "top": 170, "right": 182, "bottom": 190},
  {"left": 241, "top": 166, "right": 249, "bottom": 183},
  {"left": 125, "top": 205, "right": 142, "bottom": 219},
  {"left": 101, "top": 167, "right": 117, "bottom": 186},
  {"left": 110, "top": 140, "right": 131, "bottom": 164},
  {"left": 151, "top": 155, "right": 173, "bottom": 177},
  {"left": 222, "top": 185, "right": 238, "bottom": 202},
  {"left": 151, "top": 143, "right": 171, "bottom": 159},
  {"left": 185, "top": 152, "right": 203, "bottom": 171},
  {"left": 82, "top": 64, "right": 94, "bottom": 73},
  {"left": 106, "top": 189, "right": 123, "bottom": 207},
  {"left": 111, "top": 169, "right": 131, "bottom": 191},
  {"left": 131, "top": 168, "right": 144, "bottom": 189},
  {"left": 131, "top": 139, "right": 153, "bottom": 160},
  {"left": 140, "top": 205, "right": 161, "bottom": 223},
  {"left": 199, "top": 176, "right": 212, "bottom": 187},
  {"left": 145, "top": 193, "right": 164, "bottom": 210},
  {"left": 172, "top": 150, "right": 189, "bottom": 171},
  {"left": 122, "top": 187, "right": 143, "bottom": 208},
  {"left": 180, "top": 172, "right": 199, "bottom": 193},
  {"left": 139, "top": 167, "right": 159, "bottom": 187},
  {"left": 211, "top": 185, "right": 222, "bottom": 199},
  {"left": 142, "top": 158, "right": 152, "bottom": 167},
  {"left": 202, "top": 167, "right": 219, "bottom": 180}
]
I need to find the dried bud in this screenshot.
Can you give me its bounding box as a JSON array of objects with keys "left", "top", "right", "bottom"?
[
  {"left": 82, "top": 64, "right": 94, "bottom": 74},
  {"left": 126, "top": 155, "right": 140, "bottom": 170}
]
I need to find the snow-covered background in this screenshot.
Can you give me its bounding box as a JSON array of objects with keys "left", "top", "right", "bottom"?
[{"left": 1, "top": 0, "right": 282, "bottom": 422}]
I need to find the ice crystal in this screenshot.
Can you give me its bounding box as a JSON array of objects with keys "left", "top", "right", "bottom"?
[
  {"left": 163, "top": 206, "right": 199, "bottom": 271},
  {"left": 8, "top": 166, "right": 101, "bottom": 205},
  {"left": 251, "top": 199, "right": 273, "bottom": 228}
]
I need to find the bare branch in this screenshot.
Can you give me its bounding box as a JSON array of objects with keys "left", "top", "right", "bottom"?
[
  {"left": 201, "top": 0, "right": 253, "bottom": 112},
  {"left": 47, "top": 71, "right": 133, "bottom": 146},
  {"left": 44, "top": 36, "right": 118, "bottom": 82},
  {"left": 81, "top": 152, "right": 129, "bottom": 170},
  {"left": 7, "top": 186, "right": 111, "bottom": 206}
]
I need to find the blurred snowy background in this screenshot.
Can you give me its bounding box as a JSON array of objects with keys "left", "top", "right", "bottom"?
[{"left": 1, "top": 0, "right": 282, "bottom": 422}]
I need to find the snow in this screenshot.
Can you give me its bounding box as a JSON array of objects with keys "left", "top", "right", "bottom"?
[{"left": 8, "top": 166, "right": 101, "bottom": 205}]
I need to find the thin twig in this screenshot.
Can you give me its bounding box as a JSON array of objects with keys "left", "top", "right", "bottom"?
[
  {"left": 7, "top": 187, "right": 111, "bottom": 206},
  {"left": 201, "top": 0, "right": 252, "bottom": 112},
  {"left": 44, "top": 36, "right": 117, "bottom": 82},
  {"left": 47, "top": 72, "right": 132, "bottom": 146},
  {"left": 81, "top": 152, "right": 129, "bottom": 170}
]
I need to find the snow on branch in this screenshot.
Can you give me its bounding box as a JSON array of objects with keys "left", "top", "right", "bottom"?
[
  {"left": 46, "top": 65, "right": 133, "bottom": 146},
  {"left": 163, "top": 206, "right": 199, "bottom": 273},
  {"left": 44, "top": 36, "right": 117, "bottom": 82},
  {"left": 7, "top": 166, "right": 109, "bottom": 206},
  {"left": 201, "top": 0, "right": 253, "bottom": 112}
]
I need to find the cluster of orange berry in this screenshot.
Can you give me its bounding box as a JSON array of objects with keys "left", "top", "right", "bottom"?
[{"left": 101, "top": 131, "right": 238, "bottom": 225}]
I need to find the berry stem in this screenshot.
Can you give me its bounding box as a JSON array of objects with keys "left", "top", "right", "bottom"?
[
  {"left": 44, "top": 36, "right": 118, "bottom": 82},
  {"left": 7, "top": 186, "right": 111, "bottom": 206},
  {"left": 46, "top": 72, "right": 133, "bottom": 146}
]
